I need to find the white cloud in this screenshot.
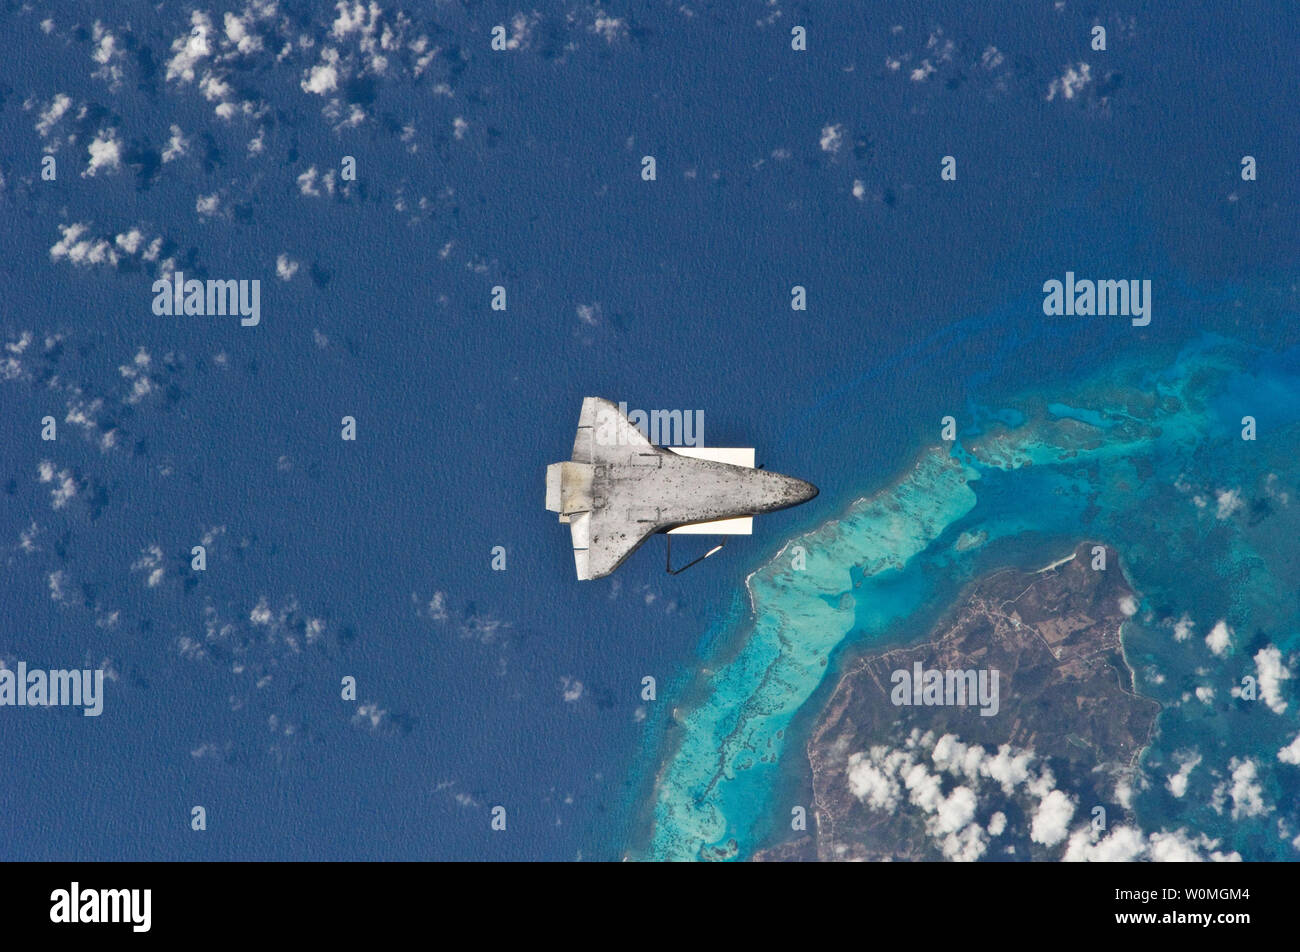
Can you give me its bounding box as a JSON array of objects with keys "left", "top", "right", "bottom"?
[
  {"left": 115, "top": 229, "right": 145, "bottom": 254},
  {"left": 931, "top": 785, "right": 977, "bottom": 835},
  {"left": 846, "top": 749, "right": 903, "bottom": 810},
  {"left": 50, "top": 223, "right": 118, "bottom": 268},
  {"left": 591, "top": 13, "right": 628, "bottom": 42},
  {"left": 503, "top": 12, "right": 539, "bottom": 50},
  {"left": 48, "top": 570, "right": 69, "bottom": 602},
  {"left": 224, "top": 10, "right": 265, "bottom": 55},
  {"left": 1278, "top": 733, "right": 1300, "bottom": 765},
  {"left": 1030, "top": 789, "right": 1076, "bottom": 847},
  {"left": 1205, "top": 619, "right": 1233, "bottom": 658},
  {"left": 166, "top": 11, "right": 216, "bottom": 84},
  {"left": 131, "top": 544, "right": 166, "bottom": 588},
  {"left": 297, "top": 166, "right": 336, "bottom": 197},
  {"left": 426, "top": 591, "right": 449, "bottom": 622},
  {"left": 301, "top": 48, "right": 342, "bottom": 95},
  {"left": 199, "top": 72, "right": 234, "bottom": 103},
  {"left": 332, "top": 1, "right": 381, "bottom": 41},
  {"left": 1224, "top": 758, "right": 1269, "bottom": 820},
  {"left": 36, "top": 93, "right": 73, "bottom": 138},
  {"left": 1046, "top": 62, "right": 1092, "bottom": 101},
  {"left": 91, "top": 22, "right": 125, "bottom": 88},
  {"left": 1254, "top": 646, "right": 1291, "bottom": 714},
  {"left": 980, "top": 46, "right": 1004, "bottom": 70},
  {"left": 196, "top": 193, "right": 221, "bottom": 217},
  {"left": 1167, "top": 752, "right": 1201, "bottom": 798},
  {"left": 353, "top": 702, "right": 389, "bottom": 731},
  {"left": 903, "top": 761, "right": 944, "bottom": 814},
  {"left": 82, "top": 129, "right": 123, "bottom": 177},
  {"left": 819, "top": 123, "right": 844, "bottom": 154},
  {"left": 560, "top": 676, "right": 584, "bottom": 703},
  {"left": 980, "top": 744, "right": 1034, "bottom": 795},
  {"left": 937, "top": 819, "right": 986, "bottom": 862},
  {"left": 909, "top": 59, "right": 936, "bottom": 82},
  {"left": 1215, "top": 488, "right": 1245, "bottom": 520},
  {"left": 249, "top": 598, "right": 274, "bottom": 626},
  {"left": 1065, "top": 826, "right": 1240, "bottom": 862},
  {"left": 276, "top": 254, "right": 300, "bottom": 280}
]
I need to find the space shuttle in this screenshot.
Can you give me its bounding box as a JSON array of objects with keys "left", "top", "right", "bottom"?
[{"left": 546, "top": 397, "right": 818, "bottom": 580}]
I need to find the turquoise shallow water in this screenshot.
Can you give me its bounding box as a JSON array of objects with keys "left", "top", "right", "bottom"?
[{"left": 641, "top": 334, "right": 1300, "bottom": 861}]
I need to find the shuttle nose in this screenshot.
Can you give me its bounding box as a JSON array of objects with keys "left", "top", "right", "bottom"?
[
  {"left": 791, "top": 477, "right": 819, "bottom": 504},
  {"left": 769, "top": 472, "right": 818, "bottom": 508}
]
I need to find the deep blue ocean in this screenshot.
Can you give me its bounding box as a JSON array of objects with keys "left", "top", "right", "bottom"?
[{"left": 1, "top": 3, "right": 1297, "bottom": 860}]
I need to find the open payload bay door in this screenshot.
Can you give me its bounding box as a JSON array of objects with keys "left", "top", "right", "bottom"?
[{"left": 664, "top": 447, "right": 755, "bottom": 535}]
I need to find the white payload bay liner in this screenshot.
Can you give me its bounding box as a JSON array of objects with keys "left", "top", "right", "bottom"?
[{"left": 663, "top": 447, "right": 755, "bottom": 535}]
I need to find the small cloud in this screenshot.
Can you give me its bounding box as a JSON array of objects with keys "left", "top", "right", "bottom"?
[
  {"left": 352, "top": 702, "right": 390, "bottom": 732},
  {"left": 297, "top": 166, "right": 336, "bottom": 197},
  {"left": 36, "top": 93, "right": 73, "bottom": 139},
  {"left": 1255, "top": 646, "right": 1291, "bottom": 714},
  {"left": 301, "top": 48, "right": 341, "bottom": 95},
  {"left": 426, "top": 591, "right": 449, "bottom": 622},
  {"left": 1205, "top": 620, "right": 1233, "bottom": 658},
  {"left": 1215, "top": 488, "right": 1245, "bottom": 520},
  {"left": 38, "top": 460, "right": 78, "bottom": 509},
  {"left": 980, "top": 46, "right": 1004, "bottom": 70},
  {"left": 82, "top": 129, "right": 123, "bottom": 177},
  {"left": 560, "top": 676, "right": 585, "bottom": 703},
  {"left": 1030, "top": 789, "right": 1076, "bottom": 848},
  {"left": 195, "top": 193, "right": 221, "bottom": 217},
  {"left": 909, "top": 59, "right": 936, "bottom": 82},
  {"left": 1046, "top": 62, "right": 1092, "bottom": 101},
  {"left": 115, "top": 229, "right": 145, "bottom": 254},
  {"left": 166, "top": 11, "right": 215, "bottom": 84},
  {"left": 91, "top": 23, "right": 126, "bottom": 88},
  {"left": 1167, "top": 752, "right": 1202, "bottom": 798},
  {"left": 591, "top": 13, "right": 628, "bottom": 42},
  {"left": 503, "top": 12, "right": 539, "bottom": 50},
  {"left": 131, "top": 544, "right": 166, "bottom": 588},
  {"left": 1222, "top": 758, "right": 1269, "bottom": 820},
  {"left": 819, "top": 123, "right": 844, "bottom": 154},
  {"left": 48, "top": 570, "right": 69, "bottom": 602},
  {"left": 50, "top": 223, "right": 118, "bottom": 268}
]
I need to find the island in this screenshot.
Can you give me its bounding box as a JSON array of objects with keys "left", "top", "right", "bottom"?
[{"left": 755, "top": 542, "right": 1160, "bottom": 861}]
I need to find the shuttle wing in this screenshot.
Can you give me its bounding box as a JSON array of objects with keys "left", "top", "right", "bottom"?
[{"left": 548, "top": 398, "right": 661, "bottom": 579}]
